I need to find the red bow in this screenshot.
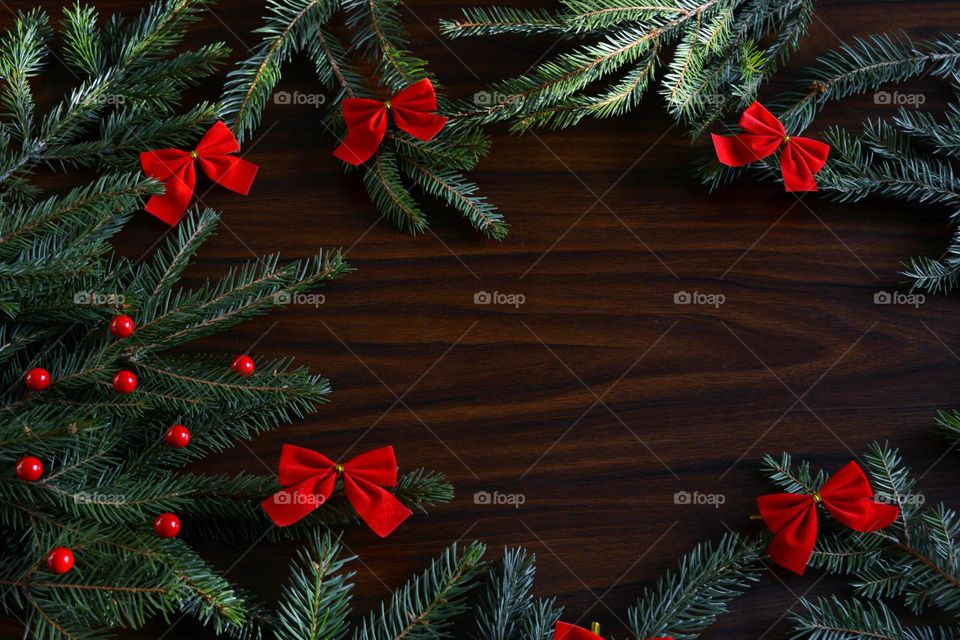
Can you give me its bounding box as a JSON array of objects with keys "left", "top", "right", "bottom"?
[
  {"left": 553, "top": 622, "right": 670, "bottom": 640},
  {"left": 333, "top": 78, "right": 448, "bottom": 166},
  {"left": 261, "top": 445, "right": 412, "bottom": 537},
  {"left": 711, "top": 102, "right": 829, "bottom": 192},
  {"left": 757, "top": 461, "right": 899, "bottom": 575},
  {"left": 140, "top": 121, "right": 258, "bottom": 225}
]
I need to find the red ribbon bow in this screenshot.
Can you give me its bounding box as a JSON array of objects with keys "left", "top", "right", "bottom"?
[
  {"left": 757, "top": 461, "right": 899, "bottom": 575},
  {"left": 711, "top": 102, "right": 829, "bottom": 192},
  {"left": 140, "top": 121, "right": 258, "bottom": 225},
  {"left": 553, "top": 622, "right": 670, "bottom": 640},
  {"left": 333, "top": 78, "right": 448, "bottom": 166},
  {"left": 261, "top": 445, "right": 412, "bottom": 537}
]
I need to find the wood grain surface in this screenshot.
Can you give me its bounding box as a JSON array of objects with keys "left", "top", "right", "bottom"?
[{"left": 4, "top": 1, "right": 960, "bottom": 637}]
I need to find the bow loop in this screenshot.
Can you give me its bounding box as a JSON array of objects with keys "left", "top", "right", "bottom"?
[
  {"left": 334, "top": 79, "right": 447, "bottom": 166},
  {"left": 262, "top": 445, "right": 412, "bottom": 537},
  {"left": 140, "top": 120, "right": 258, "bottom": 225},
  {"left": 757, "top": 461, "right": 898, "bottom": 574},
  {"left": 711, "top": 101, "right": 828, "bottom": 192}
]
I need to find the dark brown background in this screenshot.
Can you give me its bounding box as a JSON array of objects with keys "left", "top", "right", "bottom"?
[{"left": 4, "top": 0, "right": 960, "bottom": 637}]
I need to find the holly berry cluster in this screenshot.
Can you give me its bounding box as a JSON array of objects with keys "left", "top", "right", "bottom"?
[{"left": 16, "top": 314, "right": 258, "bottom": 574}]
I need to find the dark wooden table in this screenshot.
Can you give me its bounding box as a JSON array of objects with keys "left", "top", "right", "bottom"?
[{"left": 4, "top": 0, "right": 960, "bottom": 637}]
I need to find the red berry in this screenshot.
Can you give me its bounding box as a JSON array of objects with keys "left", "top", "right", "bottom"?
[
  {"left": 24, "top": 368, "right": 50, "bottom": 391},
  {"left": 112, "top": 370, "right": 137, "bottom": 394},
  {"left": 165, "top": 424, "right": 190, "bottom": 448},
  {"left": 231, "top": 355, "right": 255, "bottom": 377},
  {"left": 46, "top": 547, "right": 74, "bottom": 574},
  {"left": 109, "top": 315, "right": 135, "bottom": 339},
  {"left": 153, "top": 513, "right": 181, "bottom": 538},
  {"left": 15, "top": 456, "right": 43, "bottom": 482}
]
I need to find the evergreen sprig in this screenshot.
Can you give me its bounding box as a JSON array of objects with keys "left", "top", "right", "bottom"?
[
  {"left": 441, "top": 0, "right": 816, "bottom": 137},
  {"left": 0, "top": 3, "right": 454, "bottom": 638},
  {"left": 221, "top": 0, "right": 508, "bottom": 238},
  {"left": 761, "top": 442, "right": 960, "bottom": 636},
  {"left": 699, "top": 32, "right": 960, "bottom": 294}
]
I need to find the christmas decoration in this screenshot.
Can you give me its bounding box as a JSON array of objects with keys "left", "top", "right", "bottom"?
[
  {"left": 15, "top": 456, "right": 43, "bottom": 482},
  {"left": 711, "top": 102, "right": 829, "bottom": 192},
  {"left": 263, "top": 445, "right": 412, "bottom": 537},
  {"left": 441, "top": 0, "right": 815, "bottom": 136},
  {"left": 700, "top": 33, "right": 960, "bottom": 293},
  {"left": 0, "top": 4, "right": 452, "bottom": 638},
  {"left": 23, "top": 367, "right": 50, "bottom": 391},
  {"left": 164, "top": 424, "right": 191, "bottom": 448},
  {"left": 264, "top": 530, "right": 763, "bottom": 640},
  {"left": 757, "top": 460, "right": 898, "bottom": 574},
  {"left": 763, "top": 443, "right": 960, "bottom": 638},
  {"left": 221, "top": 0, "right": 507, "bottom": 238},
  {"left": 45, "top": 547, "right": 75, "bottom": 575},
  {"left": 109, "top": 314, "right": 136, "bottom": 338},
  {"left": 140, "top": 120, "right": 259, "bottom": 225},
  {"left": 230, "top": 354, "right": 255, "bottom": 377},
  {"left": 153, "top": 513, "right": 181, "bottom": 538},
  {"left": 334, "top": 78, "right": 448, "bottom": 165},
  {"left": 112, "top": 369, "right": 138, "bottom": 394}
]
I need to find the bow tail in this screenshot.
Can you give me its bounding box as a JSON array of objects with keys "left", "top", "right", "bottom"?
[
  {"left": 393, "top": 108, "right": 448, "bottom": 142},
  {"left": 758, "top": 494, "right": 818, "bottom": 575},
  {"left": 780, "top": 138, "right": 829, "bottom": 192},
  {"left": 199, "top": 155, "right": 259, "bottom": 196},
  {"left": 342, "top": 474, "right": 412, "bottom": 537},
  {"left": 144, "top": 163, "right": 196, "bottom": 225},
  {"left": 334, "top": 100, "right": 388, "bottom": 165},
  {"left": 261, "top": 474, "right": 336, "bottom": 527},
  {"left": 711, "top": 133, "right": 781, "bottom": 167}
]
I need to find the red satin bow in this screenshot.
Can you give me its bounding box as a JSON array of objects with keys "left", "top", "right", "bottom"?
[
  {"left": 553, "top": 622, "right": 670, "bottom": 640},
  {"left": 333, "top": 78, "right": 448, "bottom": 166},
  {"left": 262, "top": 445, "right": 412, "bottom": 537},
  {"left": 711, "top": 102, "right": 829, "bottom": 192},
  {"left": 757, "top": 461, "right": 899, "bottom": 575},
  {"left": 140, "top": 121, "right": 258, "bottom": 225}
]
